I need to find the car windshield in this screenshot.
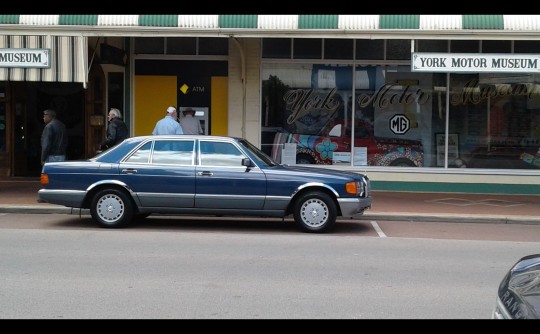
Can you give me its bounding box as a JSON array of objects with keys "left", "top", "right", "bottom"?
[{"left": 238, "top": 138, "right": 279, "bottom": 166}]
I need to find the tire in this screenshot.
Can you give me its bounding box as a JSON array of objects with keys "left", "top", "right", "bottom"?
[
  {"left": 90, "top": 188, "right": 134, "bottom": 228},
  {"left": 296, "top": 154, "right": 315, "bottom": 165},
  {"left": 293, "top": 191, "right": 337, "bottom": 233}
]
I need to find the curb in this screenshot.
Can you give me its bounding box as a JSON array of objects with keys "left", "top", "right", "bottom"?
[{"left": 1, "top": 205, "right": 540, "bottom": 225}]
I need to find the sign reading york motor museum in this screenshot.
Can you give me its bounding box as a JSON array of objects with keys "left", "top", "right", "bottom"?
[
  {"left": 412, "top": 53, "right": 540, "bottom": 73},
  {"left": 0, "top": 49, "right": 50, "bottom": 68}
]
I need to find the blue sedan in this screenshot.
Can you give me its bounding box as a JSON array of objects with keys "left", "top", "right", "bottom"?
[{"left": 38, "top": 135, "right": 372, "bottom": 233}]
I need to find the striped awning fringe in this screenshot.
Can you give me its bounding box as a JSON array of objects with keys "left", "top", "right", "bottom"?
[{"left": 0, "top": 15, "right": 540, "bottom": 31}]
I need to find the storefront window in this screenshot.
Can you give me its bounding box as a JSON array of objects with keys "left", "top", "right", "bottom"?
[
  {"left": 134, "top": 37, "right": 164, "bottom": 54},
  {"left": 482, "top": 40, "right": 511, "bottom": 53},
  {"left": 0, "top": 101, "right": 5, "bottom": 153},
  {"left": 198, "top": 38, "right": 228, "bottom": 55},
  {"left": 324, "top": 39, "right": 353, "bottom": 60},
  {"left": 514, "top": 41, "right": 540, "bottom": 53},
  {"left": 354, "top": 66, "right": 430, "bottom": 167},
  {"left": 261, "top": 63, "right": 351, "bottom": 163},
  {"left": 386, "top": 40, "right": 412, "bottom": 60},
  {"left": 450, "top": 40, "right": 479, "bottom": 53},
  {"left": 262, "top": 38, "right": 291, "bottom": 59},
  {"left": 447, "top": 73, "right": 540, "bottom": 169},
  {"left": 356, "top": 40, "right": 384, "bottom": 60},
  {"left": 293, "top": 39, "right": 322, "bottom": 59},
  {"left": 417, "top": 40, "right": 448, "bottom": 52},
  {"left": 262, "top": 63, "right": 428, "bottom": 167},
  {"left": 167, "top": 37, "right": 196, "bottom": 55},
  {"left": 261, "top": 39, "right": 540, "bottom": 170}
]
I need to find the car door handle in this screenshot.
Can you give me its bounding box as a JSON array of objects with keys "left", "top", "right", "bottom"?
[
  {"left": 122, "top": 169, "right": 138, "bottom": 174},
  {"left": 197, "top": 171, "right": 213, "bottom": 176}
]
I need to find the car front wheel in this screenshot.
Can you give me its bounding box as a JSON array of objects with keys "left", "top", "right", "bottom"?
[
  {"left": 90, "top": 188, "right": 134, "bottom": 228},
  {"left": 293, "top": 191, "right": 337, "bottom": 233}
]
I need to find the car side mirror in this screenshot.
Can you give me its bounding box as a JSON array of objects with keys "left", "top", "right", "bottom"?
[{"left": 242, "top": 158, "right": 254, "bottom": 167}]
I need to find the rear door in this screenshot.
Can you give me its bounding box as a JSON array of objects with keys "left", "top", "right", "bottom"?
[{"left": 120, "top": 138, "right": 196, "bottom": 207}]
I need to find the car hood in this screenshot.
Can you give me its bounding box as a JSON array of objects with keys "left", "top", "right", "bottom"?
[
  {"left": 497, "top": 254, "right": 540, "bottom": 319},
  {"left": 273, "top": 164, "right": 367, "bottom": 180}
]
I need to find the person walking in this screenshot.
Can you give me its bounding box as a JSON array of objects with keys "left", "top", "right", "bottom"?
[
  {"left": 152, "top": 106, "right": 184, "bottom": 135},
  {"left": 41, "top": 109, "right": 68, "bottom": 166},
  {"left": 179, "top": 108, "right": 203, "bottom": 135},
  {"left": 100, "top": 108, "right": 128, "bottom": 150}
]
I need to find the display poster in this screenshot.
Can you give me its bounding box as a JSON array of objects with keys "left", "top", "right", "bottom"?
[
  {"left": 282, "top": 143, "right": 297, "bottom": 165},
  {"left": 353, "top": 147, "right": 368, "bottom": 166},
  {"left": 436, "top": 133, "right": 459, "bottom": 166}
]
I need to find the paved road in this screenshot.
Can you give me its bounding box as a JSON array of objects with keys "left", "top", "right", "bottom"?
[
  {"left": 3, "top": 212, "right": 540, "bottom": 242},
  {"left": 1, "top": 213, "right": 539, "bottom": 319}
]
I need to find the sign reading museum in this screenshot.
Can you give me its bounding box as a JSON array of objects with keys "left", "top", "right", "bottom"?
[
  {"left": 412, "top": 53, "right": 540, "bottom": 73},
  {"left": 0, "top": 49, "right": 50, "bottom": 68}
]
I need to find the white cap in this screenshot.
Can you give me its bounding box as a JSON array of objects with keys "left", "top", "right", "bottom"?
[{"left": 166, "top": 106, "right": 176, "bottom": 113}]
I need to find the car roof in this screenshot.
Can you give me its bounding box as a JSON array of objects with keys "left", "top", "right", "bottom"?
[{"left": 125, "top": 135, "right": 241, "bottom": 142}]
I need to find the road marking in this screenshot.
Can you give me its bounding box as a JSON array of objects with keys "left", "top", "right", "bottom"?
[{"left": 370, "top": 221, "right": 386, "bottom": 238}]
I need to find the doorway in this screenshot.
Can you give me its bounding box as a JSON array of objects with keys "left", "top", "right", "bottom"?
[{"left": 11, "top": 82, "right": 85, "bottom": 176}]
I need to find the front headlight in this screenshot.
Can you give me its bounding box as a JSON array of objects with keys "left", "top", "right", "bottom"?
[{"left": 345, "top": 178, "right": 370, "bottom": 197}]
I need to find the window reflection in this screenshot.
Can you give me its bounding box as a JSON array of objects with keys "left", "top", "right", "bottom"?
[{"left": 260, "top": 39, "right": 540, "bottom": 170}]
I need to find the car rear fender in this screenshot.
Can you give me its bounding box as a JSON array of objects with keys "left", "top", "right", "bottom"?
[{"left": 83, "top": 180, "right": 139, "bottom": 208}]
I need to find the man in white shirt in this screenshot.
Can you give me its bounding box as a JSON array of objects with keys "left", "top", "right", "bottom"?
[{"left": 152, "top": 106, "right": 184, "bottom": 135}]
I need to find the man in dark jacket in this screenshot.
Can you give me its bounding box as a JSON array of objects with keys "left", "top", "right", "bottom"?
[
  {"left": 41, "top": 109, "right": 68, "bottom": 166},
  {"left": 100, "top": 108, "right": 128, "bottom": 150}
]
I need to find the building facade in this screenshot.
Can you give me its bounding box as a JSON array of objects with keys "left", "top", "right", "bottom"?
[{"left": 1, "top": 14, "right": 540, "bottom": 194}]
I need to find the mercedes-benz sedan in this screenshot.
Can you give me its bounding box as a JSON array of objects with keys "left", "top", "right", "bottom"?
[{"left": 38, "top": 135, "right": 371, "bottom": 233}]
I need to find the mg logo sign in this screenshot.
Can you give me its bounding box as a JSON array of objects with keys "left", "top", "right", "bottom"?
[{"left": 390, "top": 114, "right": 410, "bottom": 134}]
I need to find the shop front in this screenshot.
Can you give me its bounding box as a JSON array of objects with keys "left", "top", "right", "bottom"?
[
  {"left": 1, "top": 15, "right": 540, "bottom": 194},
  {"left": 0, "top": 35, "right": 91, "bottom": 176},
  {"left": 259, "top": 38, "right": 540, "bottom": 194}
]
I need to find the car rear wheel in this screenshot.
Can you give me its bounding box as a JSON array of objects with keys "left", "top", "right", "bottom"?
[
  {"left": 90, "top": 188, "right": 134, "bottom": 228},
  {"left": 293, "top": 191, "right": 337, "bottom": 233}
]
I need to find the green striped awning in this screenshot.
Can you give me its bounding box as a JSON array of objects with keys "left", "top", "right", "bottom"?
[
  {"left": 1, "top": 15, "right": 540, "bottom": 38},
  {"left": 0, "top": 14, "right": 528, "bottom": 29}
]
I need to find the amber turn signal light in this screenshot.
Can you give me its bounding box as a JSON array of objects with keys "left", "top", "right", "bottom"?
[{"left": 345, "top": 181, "right": 358, "bottom": 195}]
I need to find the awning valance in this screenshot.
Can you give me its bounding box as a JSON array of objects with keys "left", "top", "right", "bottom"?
[
  {"left": 0, "top": 35, "right": 87, "bottom": 84},
  {"left": 1, "top": 15, "right": 540, "bottom": 39}
]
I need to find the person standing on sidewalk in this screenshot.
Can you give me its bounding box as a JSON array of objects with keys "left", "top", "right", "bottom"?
[
  {"left": 179, "top": 108, "right": 203, "bottom": 135},
  {"left": 41, "top": 109, "right": 68, "bottom": 166},
  {"left": 99, "top": 108, "right": 128, "bottom": 150},
  {"left": 152, "top": 106, "right": 184, "bottom": 135}
]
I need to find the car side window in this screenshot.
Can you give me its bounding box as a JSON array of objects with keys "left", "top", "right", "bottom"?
[
  {"left": 125, "top": 142, "right": 152, "bottom": 163},
  {"left": 199, "top": 141, "right": 245, "bottom": 166},
  {"left": 152, "top": 140, "right": 195, "bottom": 165}
]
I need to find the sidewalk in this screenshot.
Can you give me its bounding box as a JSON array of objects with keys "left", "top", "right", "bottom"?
[{"left": 2, "top": 176, "right": 540, "bottom": 224}]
